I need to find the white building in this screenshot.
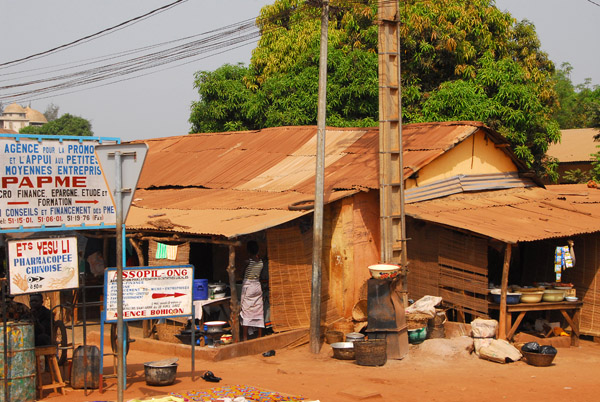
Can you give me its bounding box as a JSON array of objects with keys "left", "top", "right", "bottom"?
[{"left": 0, "top": 103, "right": 47, "bottom": 131}]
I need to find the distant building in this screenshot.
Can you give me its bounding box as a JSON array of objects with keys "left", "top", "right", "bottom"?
[
  {"left": 545, "top": 128, "right": 600, "bottom": 183},
  {"left": 0, "top": 103, "right": 47, "bottom": 132}
]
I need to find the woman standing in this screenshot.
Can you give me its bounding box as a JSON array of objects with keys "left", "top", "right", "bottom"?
[{"left": 240, "top": 240, "right": 264, "bottom": 339}]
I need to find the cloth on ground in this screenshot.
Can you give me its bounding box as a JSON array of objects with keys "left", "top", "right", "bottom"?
[
  {"left": 170, "top": 385, "right": 305, "bottom": 401},
  {"left": 240, "top": 279, "right": 264, "bottom": 327}
]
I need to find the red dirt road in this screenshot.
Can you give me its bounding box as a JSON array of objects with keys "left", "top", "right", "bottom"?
[{"left": 45, "top": 338, "right": 600, "bottom": 402}]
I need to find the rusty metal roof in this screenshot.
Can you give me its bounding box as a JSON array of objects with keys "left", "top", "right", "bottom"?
[
  {"left": 405, "top": 184, "right": 600, "bottom": 243},
  {"left": 128, "top": 122, "right": 527, "bottom": 237},
  {"left": 547, "top": 128, "right": 599, "bottom": 163}
]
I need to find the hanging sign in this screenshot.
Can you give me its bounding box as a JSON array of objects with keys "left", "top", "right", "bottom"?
[
  {"left": 104, "top": 265, "right": 193, "bottom": 322},
  {"left": 7, "top": 236, "right": 79, "bottom": 295},
  {"left": 0, "top": 137, "right": 117, "bottom": 230}
]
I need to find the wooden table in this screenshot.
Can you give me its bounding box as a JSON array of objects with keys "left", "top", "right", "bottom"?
[{"left": 489, "top": 301, "right": 583, "bottom": 346}]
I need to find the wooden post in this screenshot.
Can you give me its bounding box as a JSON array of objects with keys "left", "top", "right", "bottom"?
[
  {"left": 310, "top": 0, "right": 329, "bottom": 354},
  {"left": 226, "top": 245, "right": 240, "bottom": 343},
  {"left": 498, "top": 244, "right": 512, "bottom": 340}
]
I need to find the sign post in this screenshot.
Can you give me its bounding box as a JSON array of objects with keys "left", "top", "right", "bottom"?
[
  {"left": 0, "top": 135, "right": 119, "bottom": 232},
  {"left": 95, "top": 143, "right": 147, "bottom": 402}
]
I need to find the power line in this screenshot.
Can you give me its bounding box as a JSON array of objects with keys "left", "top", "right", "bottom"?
[
  {"left": 0, "top": 0, "right": 188, "bottom": 68},
  {"left": 587, "top": 0, "right": 600, "bottom": 7}
]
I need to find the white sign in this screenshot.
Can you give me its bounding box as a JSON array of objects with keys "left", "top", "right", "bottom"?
[
  {"left": 104, "top": 265, "right": 193, "bottom": 322},
  {"left": 8, "top": 237, "right": 79, "bottom": 295},
  {"left": 0, "top": 138, "right": 117, "bottom": 229}
]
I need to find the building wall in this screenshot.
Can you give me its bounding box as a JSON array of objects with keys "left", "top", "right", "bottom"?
[
  {"left": 324, "top": 191, "right": 379, "bottom": 318},
  {"left": 406, "top": 130, "right": 519, "bottom": 189}
]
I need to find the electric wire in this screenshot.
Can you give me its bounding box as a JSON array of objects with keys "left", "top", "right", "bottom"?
[
  {"left": 0, "top": 0, "right": 189, "bottom": 68},
  {"left": 0, "top": 0, "right": 460, "bottom": 104}
]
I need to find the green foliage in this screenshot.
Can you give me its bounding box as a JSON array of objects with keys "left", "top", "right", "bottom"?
[
  {"left": 562, "top": 169, "right": 591, "bottom": 184},
  {"left": 189, "top": 0, "right": 560, "bottom": 176},
  {"left": 553, "top": 63, "right": 600, "bottom": 129},
  {"left": 19, "top": 113, "right": 93, "bottom": 137}
]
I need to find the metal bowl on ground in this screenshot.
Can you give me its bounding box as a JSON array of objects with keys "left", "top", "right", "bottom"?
[
  {"left": 144, "top": 358, "right": 179, "bottom": 386},
  {"left": 542, "top": 289, "right": 565, "bottom": 302},
  {"left": 331, "top": 342, "right": 355, "bottom": 360},
  {"left": 522, "top": 351, "right": 556, "bottom": 367},
  {"left": 368, "top": 264, "right": 400, "bottom": 280}
]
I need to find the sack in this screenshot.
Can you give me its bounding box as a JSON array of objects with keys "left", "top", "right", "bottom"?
[
  {"left": 479, "top": 339, "right": 522, "bottom": 364},
  {"left": 405, "top": 295, "right": 442, "bottom": 317}
]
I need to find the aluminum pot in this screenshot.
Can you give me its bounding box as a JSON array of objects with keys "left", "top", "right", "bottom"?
[
  {"left": 144, "top": 362, "right": 178, "bottom": 386},
  {"left": 345, "top": 332, "right": 365, "bottom": 343}
]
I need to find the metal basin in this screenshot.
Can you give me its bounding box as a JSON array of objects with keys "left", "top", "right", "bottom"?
[{"left": 144, "top": 359, "right": 178, "bottom": 386}]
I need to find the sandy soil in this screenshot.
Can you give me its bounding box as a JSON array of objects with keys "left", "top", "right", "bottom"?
[{"left": 41, "top": 335, "right": 600, "bottom": 402}]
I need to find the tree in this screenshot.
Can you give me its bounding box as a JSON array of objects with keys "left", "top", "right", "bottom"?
[
  {"left": 553, "top": 63, "right": 600, "bottom": 129},
  {"left": 19, "top": 113, "right": 93, "bottom": 137},
  {"left": 189, "top": 0, "right": 559, "bottom": 176},
  {"left": 43, "top": 103, "right": 60, "bottom": 122}
]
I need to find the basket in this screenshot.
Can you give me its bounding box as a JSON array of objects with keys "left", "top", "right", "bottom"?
[
  {"left": 522, "top": 351, "right": 556, "bottom": 367},
  {"left": 155, "top": 323, "right": 184, "bottom": 344},
  {"left": 354, "top": 339, "right": 387, "bottom": 366},
  {"left": 325, "top": 330, "right": 344, "bottom": 344},
  {"left": 330, "top": 319, "right": 355, "bottom": 335},
  {"left": 406, "top": 313, "right": 431, "bottom": 330},
  {"left": 352, "top": 299, "right": 368, "bottom": 322}
]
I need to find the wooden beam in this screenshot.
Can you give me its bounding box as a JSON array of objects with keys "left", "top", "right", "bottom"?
[
  {"left": 498, "top": 244, "right": 512, "bottom": 339},
  {"left": 226, "top": 245, "right": 240, "bottom": 343}
]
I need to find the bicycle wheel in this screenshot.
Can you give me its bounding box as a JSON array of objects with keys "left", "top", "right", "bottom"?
[
  {"left": 110, "top": 322, "right": 130, "bottom": 355},
  {"left": 52, "top": 320, "right": 68, "bottom": 366}
]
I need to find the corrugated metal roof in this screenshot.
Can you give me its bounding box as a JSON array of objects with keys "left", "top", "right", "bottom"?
[
  {"left": 127, "top": 188, "right": 358, "bottom": 238},
  {"left": 128, "top": 122, "right": 528, "bottom": 237},
  {"left": 405, "top": 185, "right": 600, "bottom": 243},
  {"left": 547, "top": 128, "right": 599, "bottom": 163}
]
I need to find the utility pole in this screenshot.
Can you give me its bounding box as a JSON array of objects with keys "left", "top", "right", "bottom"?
[
  {"left": 378, "top": 0, "right": 408, "bottom": 304},
  {"left": 310, "top": 0, "right": 329, "bottom": 354}
]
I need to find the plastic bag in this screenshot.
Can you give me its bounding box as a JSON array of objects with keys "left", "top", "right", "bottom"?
[
  {"left": 405, "top": 295, "right": 443, "bottom": 317},
  {"left": 471, "top": 318, "right": 498, "bottom": 339}
]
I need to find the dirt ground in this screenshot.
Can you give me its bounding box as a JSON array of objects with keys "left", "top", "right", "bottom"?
[{"left": 41, "top": 333, "right": 600, "bottom": 402}]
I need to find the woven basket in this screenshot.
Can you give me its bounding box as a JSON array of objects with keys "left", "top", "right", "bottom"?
[
  {"left": 406, "top": 313, "right": 431, "bottom": 330},
  {"left": 330, "top": 319, "right": 355, "bottom": 335},
  {"left": 352, "top": 300, "right": 368, "bottom": 322},
  {"left": 325, "top": 330, "right": 344, "bottom": 344},
  {"left": 155, "top": 323, "right": 184, "bottom": 344},
  {"left": 354, "top": 339, "right": 387, "bottom": 366}
]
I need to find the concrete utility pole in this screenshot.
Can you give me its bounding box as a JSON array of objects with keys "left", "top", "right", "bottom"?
[
  {"left": 310, "top": 0, "right": 329, "bottom": 354},
  {"left": 378, "top": 0, "right": 408, "bottom": 304}
]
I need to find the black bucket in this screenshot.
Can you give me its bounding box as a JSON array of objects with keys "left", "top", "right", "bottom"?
[{"left": 144, "top": 363, "right": 178, "bottom": 386}]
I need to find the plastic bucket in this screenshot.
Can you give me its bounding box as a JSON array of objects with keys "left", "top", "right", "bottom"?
[
  {"left": 0, "top": 322, "right": 36, "bottom": 402},
  {"left": 193, "top": 279, "right": 209, "bottom": 300}
]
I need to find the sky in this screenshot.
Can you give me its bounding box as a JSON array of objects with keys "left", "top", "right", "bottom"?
[{"left": 1, "top": 0, "right": 599, "bottom": 142}]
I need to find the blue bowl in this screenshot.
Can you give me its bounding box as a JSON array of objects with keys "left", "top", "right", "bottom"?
[{"left": 491, "top": 292, "right": 521, "bottom": 304}]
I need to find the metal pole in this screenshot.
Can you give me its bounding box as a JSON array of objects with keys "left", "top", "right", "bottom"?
[
  {"left": 310, "top": 0, "right": 329, "bottom": 354},
  {"left": 115, "top": 151, "right": 124, "bottom": 402}
]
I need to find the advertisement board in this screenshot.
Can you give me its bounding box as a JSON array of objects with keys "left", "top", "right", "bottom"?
[
  {"left": 0, "top": 136, "right": 117, "bottom": 230},
  {"left": 104, "top": 265, "right": 193, "bottom": 322},
  {"left": 7, "top": 236, "right": 79, "bottom": 295}
]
